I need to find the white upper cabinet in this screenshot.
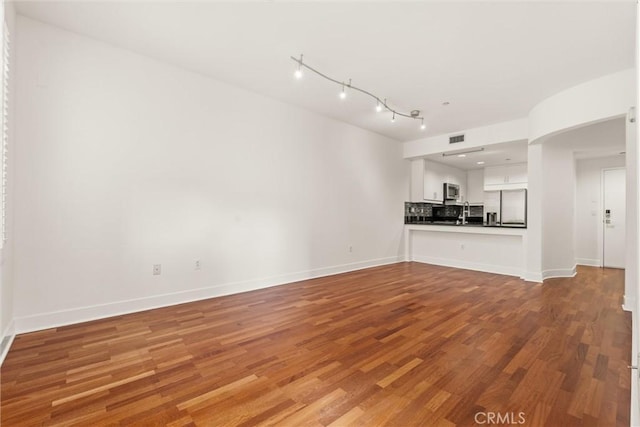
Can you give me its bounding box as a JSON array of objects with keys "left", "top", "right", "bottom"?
[
  {"left": 423, "top": 159, "right": 467, "bottom": 203},
  {"left": 410, "top": 158, "right": 470, "bottom": 203},
  {"left": 410, "top": 159, "right": 426, "bottom": 202},
  {"left": 423, "top": 162, "right": 443, "bottom": 202},
  {"left": 484, "top": 163, "right": 527, "bottom": 190},
  {"left": 466, "top": 169, "right": 485, "bottom": 204}
]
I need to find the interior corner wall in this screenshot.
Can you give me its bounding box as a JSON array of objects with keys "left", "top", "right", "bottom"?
[
  {"left": 12, "top": 17, "right": 408, "bottom": 333},
  {"left": 1, "top": 2, "right": 17, "bottom": 358},
  {"left": 540, "top": 142, "right": 577, "bottom": 279},
  {"left": 575, "top": 156, "right": 626, "bottom": 267},
  {"left": 627, "top": 106, "right": 639, "bottom": 311},
  {"left": 524, "top": 143, "right": 543, "bottom": 282}
]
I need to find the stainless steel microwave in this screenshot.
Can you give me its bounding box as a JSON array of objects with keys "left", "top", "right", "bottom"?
[{"left": 443, "top": 182, "right": 460, "bottom": 200}]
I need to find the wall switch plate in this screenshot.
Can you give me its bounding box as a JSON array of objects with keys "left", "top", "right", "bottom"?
[
  {"left": 195, "top": 260, "right": 201, "bottom": 270},
  {"left": 153, "top": 264, "right": 161, "bottom": 275}
]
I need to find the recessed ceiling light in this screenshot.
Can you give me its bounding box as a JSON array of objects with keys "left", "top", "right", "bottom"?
[
  {"left": 477, "top": 161, "right": 485, "bottom": 165},
  {"left": 457, "top": 154, "right": 466, "bottom": 158}
]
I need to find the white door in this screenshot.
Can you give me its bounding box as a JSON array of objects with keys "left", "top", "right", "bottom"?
[{"left": 603, "top": 168, "right": 626, "bottom": 268}]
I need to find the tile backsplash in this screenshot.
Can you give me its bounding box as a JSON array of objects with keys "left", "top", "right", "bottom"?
[
  {"left": 405, "top": 202, "right": 432, "bottom": 218},
  {"left": 404, "top": 189, "right": 526, "bottom": 227}
]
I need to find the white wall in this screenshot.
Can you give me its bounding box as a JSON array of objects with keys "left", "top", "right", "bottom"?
[
  {"left": 634, "top": 0, "right": 640, "bottom": 319},
  {"left": 529, "top": 69, "right": 635, "bottom": 143},
  {"left": 626, "top": 102, "right": 638, "bottom": 313},
  {"left": 575, "top": 156, "right": 625, "bottom": 267},
  {"left": 629, "top": 5, "right": 639, "bottom": 426},
  {"left": 525, "top": 144, "right": 543, "bottom": 282},
  {"left": 1, "top": 2, "right": 16, "bottom": 360},
  {"left": 540, "top": 141, "right": 576, "bottom": 279},
  {"left": 12, "top": 17, "right": 408, "bottom": 332},
  {"left": 404, "top": 118, "right": 527, "bottom": 159}
]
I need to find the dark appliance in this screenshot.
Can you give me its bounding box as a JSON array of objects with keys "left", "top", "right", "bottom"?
[
  {"left": 443, "top": 183, "right": 460, "bottom": 201},
  {"left": 486, "top": 212, "right": 498, "bottom": 226}
]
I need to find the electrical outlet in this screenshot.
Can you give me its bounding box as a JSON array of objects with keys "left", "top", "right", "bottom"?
[
  {"left": 460, "top": 244, "right": 465, "bottom": 250},
  {"left": 153, "top": 264, "right": 161, "bottom": 275},
  {"left": 349, "top": 245, "right": 353, "bottom": 253},
  {"left": 195, "top": 260, "right": 201, "bottom": 270}
]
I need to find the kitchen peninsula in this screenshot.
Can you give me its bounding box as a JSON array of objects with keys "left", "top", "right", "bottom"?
[
  {"left": 404, "top": 224, "right": 527, "bottom": 279},
  {"left": 405, "top": 152, "right": 528, "bottom": 279}
]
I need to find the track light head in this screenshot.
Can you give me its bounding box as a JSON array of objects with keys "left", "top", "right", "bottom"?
[
  {"left": 293, "top": 54, "right": 303, "bottom": 80},
  {"left": 339, "top": 83, "right": 346, "bottom": 100}
]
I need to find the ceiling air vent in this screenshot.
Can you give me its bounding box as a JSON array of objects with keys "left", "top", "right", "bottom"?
[{"left": 449, "top": 134, "right": 465, "bottom": 144}]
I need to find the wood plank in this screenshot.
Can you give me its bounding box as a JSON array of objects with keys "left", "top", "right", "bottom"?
[{"left": 0, "top": 263, "right": 630, "bottom": 426}]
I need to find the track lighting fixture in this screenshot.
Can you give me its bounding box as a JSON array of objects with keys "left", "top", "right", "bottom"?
[{"left": 291, "top": 54, "right": 425, "bottom": 130}]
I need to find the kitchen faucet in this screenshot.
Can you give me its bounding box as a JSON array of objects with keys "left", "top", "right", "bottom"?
[{"left": 460, "top": 201, "right": 470, "bottom": 225}]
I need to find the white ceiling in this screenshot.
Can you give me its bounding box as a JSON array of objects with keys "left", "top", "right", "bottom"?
[
  {"left": 424, "top": 140, "right": 529, "bottom": 170},
  {"left": 555, "top": 117, "right": 627, "bottom": 159},
  {"left": 14, "top": 1, "right": 636, "bottom": 142},
  {"left": 423, "top": 117, "right": 627, "bottom": 170}
]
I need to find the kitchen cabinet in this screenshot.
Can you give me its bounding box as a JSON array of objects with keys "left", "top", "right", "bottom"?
[
  {"left": 423, "top": 161, "right": 443, "bottom": 202},
  {"left": 410, "top": 158, "right": 468, "bottom": 203},
  {"left": 410, "top": 159, "right": 426, "bottom": 202},
  {"left": 423, "top": 159, "right": 467, "bottom": 203},
  {"left": 484, "top": 163, "right": 527, "bottom": 190},
  {"left": 466, "top": 169, "right": 484, "bottom": 204}
]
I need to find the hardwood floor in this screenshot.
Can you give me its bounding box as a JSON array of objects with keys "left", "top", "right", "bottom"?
[{"left": 1, "top": 263, "right": 631, "bottom": 426}]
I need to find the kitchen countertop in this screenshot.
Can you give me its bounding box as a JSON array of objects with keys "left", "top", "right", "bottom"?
[
  {"left": 405, "top": 223, "right": 527, "bottom": 236},
  {"left": 405, "top": 221, "right": 526, "bottom": 229}
]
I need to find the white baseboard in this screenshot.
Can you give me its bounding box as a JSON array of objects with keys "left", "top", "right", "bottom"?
[
  {"left": 411, "top": 254, "right": 524, "bottom": 279},
  {"left": 14, "top": 256, "right": 403, "bottom": 334},
  {"left": 576, "top": 258, "right": 601, "bottom": 267},
  {"left": 0, "top": 319, "right": 15, "bottom": 366},
  {"left": 523, "top": 272, "right": 543, "bottom": 283},
  {"left": 542, "top": 265, "right": 577, "bottom": 281},
  {"left": 623, "top": 296, "right": 636, "bottom": 312}
]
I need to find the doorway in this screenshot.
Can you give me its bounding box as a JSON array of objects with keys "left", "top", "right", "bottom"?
[{"left": 602, "top": 167, "right": 626, "bottom": 268}]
